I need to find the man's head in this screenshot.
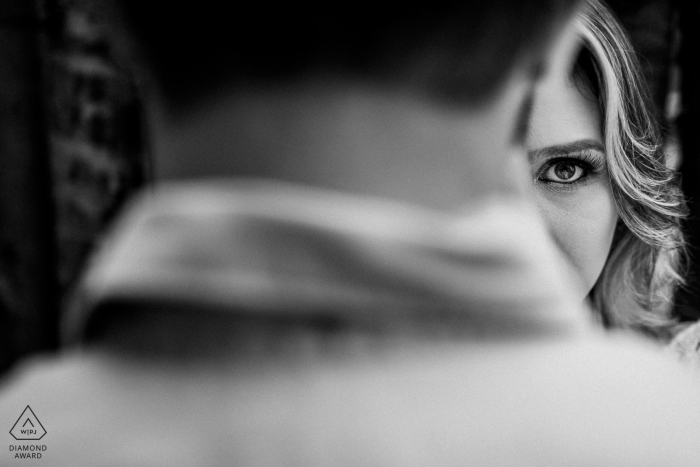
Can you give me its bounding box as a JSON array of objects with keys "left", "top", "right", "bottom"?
[
  {"left": 104, "top": 1, "right": 581, "bottom": 210},
  {"left": 114, "top": 2, "right": 576, "bottom": 109}
]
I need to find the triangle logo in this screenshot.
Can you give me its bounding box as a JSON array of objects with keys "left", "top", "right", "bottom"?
[{"left": 10, "top": 406, "right": 46, "bottom": 440}]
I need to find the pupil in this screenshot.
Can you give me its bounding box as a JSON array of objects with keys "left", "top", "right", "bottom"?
[{"left": 555, "top": 163, "right": 576, "bottom": 180}]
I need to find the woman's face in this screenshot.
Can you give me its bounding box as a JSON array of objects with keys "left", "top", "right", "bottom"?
[{"left": 525, "top": 60, "right": 619, "bottom": 299}]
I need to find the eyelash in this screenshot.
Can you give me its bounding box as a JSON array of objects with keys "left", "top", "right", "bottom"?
[{"left": 535, "top": 151, "right": 605, "bottom": 187}]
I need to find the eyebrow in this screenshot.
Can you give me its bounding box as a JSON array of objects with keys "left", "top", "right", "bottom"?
[{"left": 527, "top": 139, "right": 605, "bottom": 161}]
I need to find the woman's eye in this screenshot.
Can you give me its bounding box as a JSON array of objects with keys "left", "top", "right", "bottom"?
[{"left": 540, "top": 161, "right": 587, "bottom": 183}]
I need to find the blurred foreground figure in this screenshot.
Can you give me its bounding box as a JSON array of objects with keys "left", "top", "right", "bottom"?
[{"left": 3, "top": 1, "right": 700, "bottom": 465}]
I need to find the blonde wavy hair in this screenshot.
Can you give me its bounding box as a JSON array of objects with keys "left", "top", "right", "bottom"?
[{"left": 577, "top": 0, "right": 687, "bottom": 339}]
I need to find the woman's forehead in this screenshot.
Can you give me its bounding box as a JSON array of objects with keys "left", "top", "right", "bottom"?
[{"left": 526, "top": 63, "right": 603, "bottom": 151}]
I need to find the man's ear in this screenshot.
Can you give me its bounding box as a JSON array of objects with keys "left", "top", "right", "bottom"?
[
  {"left": 539, "top": 15, "right": 584, "bottom": 87},
  {"left": 516, "top": 15, "right": 584, "bottom": 148},
  {"left": 511, "top": 85, "right": 535, "bottom": 146}
]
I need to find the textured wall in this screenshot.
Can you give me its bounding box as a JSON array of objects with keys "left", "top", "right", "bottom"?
[
  {"left": 45, "top": 0, "right": 148, "bottom": 295},
  {"left": 0, "top": 0, "right": 58, "bottom": 373},
  {"left": 0, "top": 0, "right": 147, "bottom": 374}
]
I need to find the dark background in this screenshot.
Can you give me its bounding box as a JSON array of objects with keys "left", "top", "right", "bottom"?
[{"left": 0, "top": 0, "right": 697, "bottom": 377}]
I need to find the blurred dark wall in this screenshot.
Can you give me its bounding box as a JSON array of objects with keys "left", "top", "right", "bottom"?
[
  {"left": 671, "top": 0, "right": 700, "bottom": 322},
  {"left": 0, "top": 0, "right": 147, "bottom": 376},
  {"left": 0, "top": 0, "right": 59, "bottom": 374},
  {"left": 44, "top": 0, "right": 148, "bottom": 294}
]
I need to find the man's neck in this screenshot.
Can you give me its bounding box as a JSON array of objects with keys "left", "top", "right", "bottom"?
[{"left": 149, "top": 81, "right": 511, "bottom": 212}]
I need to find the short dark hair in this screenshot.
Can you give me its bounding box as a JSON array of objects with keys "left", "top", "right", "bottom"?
[{"left": 116, "top": 1, "right": 578, "bottom": 109}]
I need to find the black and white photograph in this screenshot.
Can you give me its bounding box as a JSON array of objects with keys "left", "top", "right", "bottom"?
[{"left": 0, "top": 0, "right": 700, "bottom": 464}]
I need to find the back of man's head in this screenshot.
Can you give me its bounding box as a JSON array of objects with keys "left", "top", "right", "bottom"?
[
  {"left": 97, "top": 0, "right": 582, "bottom": 208},
  {"left": 114, "top": 1, "right": 578, "bottom": 112}
]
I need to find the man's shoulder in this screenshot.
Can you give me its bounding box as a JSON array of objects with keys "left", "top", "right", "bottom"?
[{"left": 1, "top": 335, "right": 700, "bottom": 466}]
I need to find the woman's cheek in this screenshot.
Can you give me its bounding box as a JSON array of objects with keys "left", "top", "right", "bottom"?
[{"left": 535, "top": 183, "right": 618, "bottom": 297}]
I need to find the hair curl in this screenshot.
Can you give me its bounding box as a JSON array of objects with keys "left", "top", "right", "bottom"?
[{"left": 578, "top": 0, "right": 688, "bottom": 340}]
